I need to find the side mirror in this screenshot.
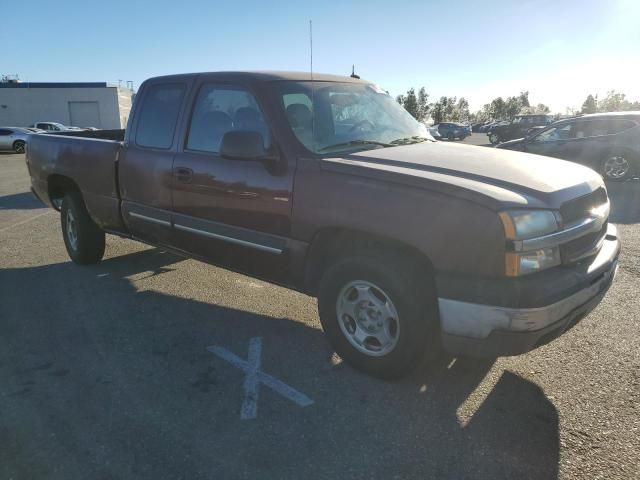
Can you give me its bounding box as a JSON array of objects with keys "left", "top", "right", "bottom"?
[{"left": 220, "top": 131, "right": 272, "bottom": 161}]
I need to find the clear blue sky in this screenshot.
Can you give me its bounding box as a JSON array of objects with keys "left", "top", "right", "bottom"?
[{"left": 3, "top": 0, "right": 638, "bottom": 113}]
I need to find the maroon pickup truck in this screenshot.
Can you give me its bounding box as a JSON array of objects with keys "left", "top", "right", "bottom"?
[{"left": 27, "top": 71, "right": 620, "bottom": 378}]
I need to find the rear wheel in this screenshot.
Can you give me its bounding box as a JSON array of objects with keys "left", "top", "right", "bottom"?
[
  {"left": 602, "top": 152, "right": 635, "bottom": 181},
  {"left": 489, "top": 133, "right": 500, "bottom": 145},
  {"left": 61, "top": 192, "right": 105, "bottom": 265},
  {"left": 13, "top": 141, "right": 25, "bottom": 154},
  {"left": 318, "top": 251, "right": 439, "bottom": 379}
]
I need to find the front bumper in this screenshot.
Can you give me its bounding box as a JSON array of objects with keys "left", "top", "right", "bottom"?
[{"left": 438, "top": 225, "right": 620, "bottom": 357}]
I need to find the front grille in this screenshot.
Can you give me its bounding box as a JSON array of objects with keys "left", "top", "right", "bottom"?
[
  {"left": 561, "top": 220, "right": 607, "bottom": 263},
  {"left": 560, "top": 187, "right": 607, "bottom": 224},
  {"left": 559, "top": 188, "right": 609, "bottom": 264}
]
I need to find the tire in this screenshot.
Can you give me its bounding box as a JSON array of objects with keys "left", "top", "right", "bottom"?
[
  {"left": 61, "top": 192, "right": 105, "bottom": 265},
  {"left": 489, "top": 133, "right": 500, "bottom": 145},
  {"left": 601, "top": 151, "right": 636, "bottom": 182},
  {"left": 447, "top": 133, "right": 455, "bottom": 141},
  {"left": 318, "top": 251, "right": 440, "bottom": 379},
  {"left": 13, "top": 140, "right": 25, "bottom": 154}
]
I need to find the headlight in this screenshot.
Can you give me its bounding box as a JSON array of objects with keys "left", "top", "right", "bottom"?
[
  {"left": 499, "top": 210, "right": 558, "bottom": 240},
  {"left": 500, "top": 210, "right": 561, "bottom": 276},
  {"left": 505, "top": 247, "right": 561, "bottom": 276}
]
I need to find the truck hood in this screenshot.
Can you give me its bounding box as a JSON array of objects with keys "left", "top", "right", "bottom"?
[{"left": 322, "top": 141, "right": 604, "bottom": 210}]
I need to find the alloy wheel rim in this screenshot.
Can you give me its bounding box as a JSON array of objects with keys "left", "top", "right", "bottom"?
[
  {"left": 15, "top": 143, "right": 25, "bottom": 153},
  {"left": 336, "top": 280, "right": 400, "bottom": 357},
  {"left": 66, "top": 209, "right": 78, "bottom": 250},
  {"left": 604, "top": 155, "right": 629, "bottom": 179}
]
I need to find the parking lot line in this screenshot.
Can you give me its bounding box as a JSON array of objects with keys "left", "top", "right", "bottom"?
[
  {"left": 0, "top": 210, "right": 52, "bottom": 233},
  {"left": 207, "top": 337, "right": 314, "bottom": 420}
]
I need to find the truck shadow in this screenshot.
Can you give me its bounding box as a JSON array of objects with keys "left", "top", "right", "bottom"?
[
  {"left": 0, "top": 248, "right": 558, "bottom": 479},
  {"left": 606, "top": 180, "right": 640, "bottom": 224},
  {"left": 0, "top": 191, "right": 45, "bottom": 210}
]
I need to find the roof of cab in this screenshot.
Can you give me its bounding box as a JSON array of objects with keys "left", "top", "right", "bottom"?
[{"left": 144, "top": 71, "right": 370, "bottom": 84}]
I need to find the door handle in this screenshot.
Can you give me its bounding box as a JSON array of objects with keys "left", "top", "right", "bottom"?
[{"left": 174, "top": 167, "right": 193, "bottom": 183}]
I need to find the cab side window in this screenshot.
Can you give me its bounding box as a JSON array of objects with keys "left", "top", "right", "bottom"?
[
  {"left": 186, "top": 84, "right": 270, "bottom": 154},
  {"left": 135, "top": 83, "right": 186, "bottom": 149},
  {"left": 534, "top": 123, "right": 573, "bottom": 142}
]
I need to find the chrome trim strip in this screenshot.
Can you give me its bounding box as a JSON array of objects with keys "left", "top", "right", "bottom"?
[
  {"left": 174, "top": 223, "right": 283, "bottom": 254},
  {"left": 514, "top": 216, "right": 604, "bottom": 252},
  {"left": 438, "top": 259, "right": 617, "bottom": 339},
  {"left": 128, "top": 211, "right": 171, "bottom": 227}
]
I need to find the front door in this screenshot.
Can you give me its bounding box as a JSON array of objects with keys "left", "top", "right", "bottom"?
[
  {"left": 119, "top": 80, "right": 191, "bottom": 245},
  {"left": 170, "top": 81, "right": 295, "bottom": 280},
  {"left": 524, "top": 121, "right": 575, "bottom": 159}
]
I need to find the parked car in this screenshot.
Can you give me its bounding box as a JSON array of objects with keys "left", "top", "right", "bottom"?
[
  {"left": 26, "top": 71, "right": 619, "bottom": 379},
  {"left": 434, "top": 122, "right": 471, "bottom": 140},
  {"left": 472, "top": 122, "right": 488, "bottom": 133},
  {"left": 0, "top": 126, "right": 34, "bottom": 153},
  {"left": 28, "top": 122, "right": 69, "bottom": 132},
  {"left": 497, "top": 112, "right": 640, "bottom": 181},
  {"left": 488, "top": 114, "right": 554, "bottom": 144},
  {"left": 479, "top": 121, "right": 500, "bottom": 133},
  {"left": 428, "top": 125, "right": 442, "bottom": 139}
]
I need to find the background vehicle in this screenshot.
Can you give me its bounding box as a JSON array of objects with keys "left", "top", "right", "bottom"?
[
  {"left": 26, "top": 71, "right": 619, "bottom": 379},
  {"left": 28, "top": 122, "right": 69, "bottom": 132},
  {"left": 488, "top": 114, "right": 554, "bottom": 144},
  {"left": 428, "top": 125, "right": 442, "bottom": 139},
  {"left": 479, "top": 120, "right": 502, "bottom": 133},
  {"left": 434, "top": 122, "right": 471, "bottom": 140},
  {"left": 497, "top": 112, "right": 640, "bottom": 181},
  {"left": 0, "top": 126, "right": 33, "bottom": 153}
]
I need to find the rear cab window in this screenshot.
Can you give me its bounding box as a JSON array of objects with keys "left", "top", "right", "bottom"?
[
  {"left": 186, "top": 84, "right": 271, "bottom": 153},
  {"left": 135, "top": 83, "right": 186, "bottom": 149}
]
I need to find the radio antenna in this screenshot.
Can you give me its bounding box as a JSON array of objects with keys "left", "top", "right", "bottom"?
[
  {"left": 309, "top": 20, "right": 315, "bottom": 150},
  {"left": 309, "top": 20, "right": 313, "bottom": 81}
]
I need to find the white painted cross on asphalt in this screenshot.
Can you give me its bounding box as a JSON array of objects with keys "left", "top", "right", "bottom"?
[{"left": 207, "top": 337, "right": 314, "bottom": 420}]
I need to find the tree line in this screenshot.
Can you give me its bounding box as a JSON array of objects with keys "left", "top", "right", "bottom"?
[{"left": 396, "top": 87, "right": 639, "bottom": 124}]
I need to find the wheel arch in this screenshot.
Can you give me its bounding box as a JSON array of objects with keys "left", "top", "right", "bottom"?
[
  {"left": 47, "top": 174, "right": 81, "bottom": 211},
  {"left": 303, "top": 227, "right": 436, "bottom": 296}
]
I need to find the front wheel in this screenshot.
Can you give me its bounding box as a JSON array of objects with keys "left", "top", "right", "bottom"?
[
  {"left": 318, "top": 252, "right": 439, "bottom": 379},
  {"left": 489, "top": 133, "right": 500, "bottom": 145},
  {"left": 61, "top": 192, "right": 105, "bottom": 265},
  {"left": 13, "top": 141, "right": 25, "bottom": 154},
  {"left": 602, "top": 152, "right": 635, "bottom": 181}
]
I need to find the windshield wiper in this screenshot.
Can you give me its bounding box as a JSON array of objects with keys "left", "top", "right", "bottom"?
[
  {"left": 318, "top": 139, "right": 393, "bottom": 152},
  {"left": 389, "top": 136, "right": 431, "bottom": 145}
]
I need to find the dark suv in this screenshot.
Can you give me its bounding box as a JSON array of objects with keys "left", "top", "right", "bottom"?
[
  {"left": 497, "top": 112, "right": 640, "bottom": 181},
  {"left": 435, "top": 122, "right": 471, "bottom": 141},
  {"left": 488, "top": 114, "right": 554, "bottom": 144}
]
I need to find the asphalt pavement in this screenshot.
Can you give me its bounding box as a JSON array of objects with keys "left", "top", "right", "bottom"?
[{"left": 1, "top": 148, "right": 639, "bottom": 479}]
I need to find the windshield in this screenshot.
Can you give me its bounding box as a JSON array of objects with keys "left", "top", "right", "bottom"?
[{"left": 277, "top": 81, "right": 432, "bottom": 154}]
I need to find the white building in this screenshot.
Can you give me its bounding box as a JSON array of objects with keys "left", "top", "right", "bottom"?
[{"left": 0, "top": 82, "right": 134, "bottom": 129}]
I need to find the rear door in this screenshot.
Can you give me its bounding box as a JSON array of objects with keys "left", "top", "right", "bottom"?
[
  {"left": 0, "top": 129, "right": 13, "bottom": 150},
  {"left": 169, "top": 80, "right": 294, "bottom": 278},
  {"left": 119, "top": 80, "right": 191, "bottom": 245}
]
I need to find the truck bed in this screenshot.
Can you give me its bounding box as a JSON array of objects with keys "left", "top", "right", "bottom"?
[{"left": 27, "top": 133, "right": 125, "bottom": 232}]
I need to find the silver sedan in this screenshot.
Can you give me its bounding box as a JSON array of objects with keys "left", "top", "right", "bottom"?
[{"left": 0, "top": 127, "right": 35, "bottom": 153}]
